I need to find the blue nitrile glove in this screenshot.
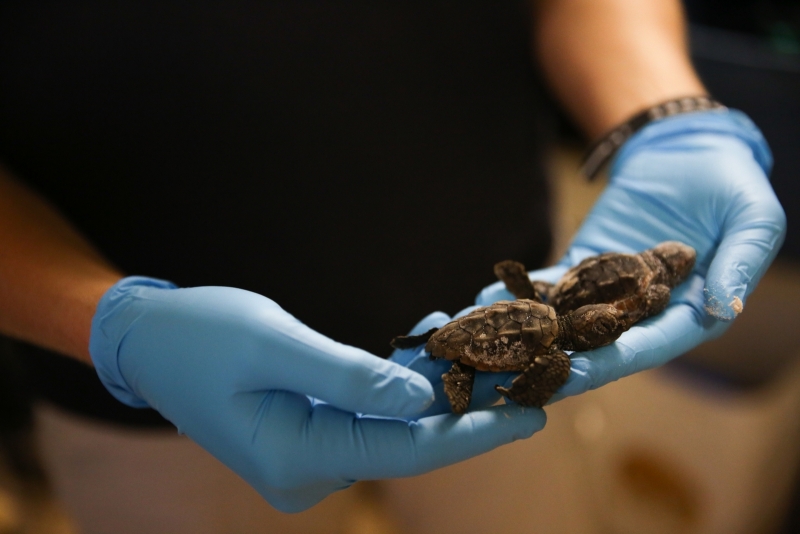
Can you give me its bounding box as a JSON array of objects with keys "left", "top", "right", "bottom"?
[
  {"left": 478, "top": 109, "right": 786, "bottom": 398},
  {"left": 90, "top": 277, "right": 546, "bottom": 512},
  {"left": 389, "top": 306, "right": 506, "bottom": 417}
]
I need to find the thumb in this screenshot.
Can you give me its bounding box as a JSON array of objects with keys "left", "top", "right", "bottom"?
[
  {"left": 255, "top": 311, "right": 436, "bottom": 418},
  {"left": 704, "top": 185, "right": 785, "bottom": 320}
]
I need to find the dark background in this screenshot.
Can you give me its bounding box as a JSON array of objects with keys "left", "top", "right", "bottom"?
[
  {"left": 683, "top": 2, "right": 800, "bottom": 529},
  {"left": 686, "top": 0, "right": 800, "bottom": 259}
]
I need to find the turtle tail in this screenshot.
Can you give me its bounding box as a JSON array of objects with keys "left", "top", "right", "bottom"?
[{"left": 390, "top": 327, "right": 439, "bottom": 350}]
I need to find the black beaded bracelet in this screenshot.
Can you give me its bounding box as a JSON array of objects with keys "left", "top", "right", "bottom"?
[{"left": 580, "top": 96, "right": 726, "bottom": 180}]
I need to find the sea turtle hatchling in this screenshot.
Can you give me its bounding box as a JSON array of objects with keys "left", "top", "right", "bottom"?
[
  {"left": 391, "top": 241, "right": 695, "bottom": 414},
  {"left": 495, "top": 241, "right": 696, "bottom": 327},
  {"left": 391, "top": 300, "right": 626, "bottom": 413}
]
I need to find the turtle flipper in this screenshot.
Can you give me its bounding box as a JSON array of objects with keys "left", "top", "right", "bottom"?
[
  {"left": 390, "top": 327, "right": 439, "bottom": 350},
  {"left": 643, "top": 283, "right": 671, "bottom": 318},
  {"left": 494, "top": 260, "right": 541, "bottom": 301},
  {"left": 442, "top": 361, "right": 476, "bottom": 414},
  {"left": 495, "top": 349, "right": 570, "bottom": 408},
  {"left": 612, "top": 283, "right": 671, "bottom": 328},
  {"left": 532, "top": 280, "right": 554, "bottom": 303}
]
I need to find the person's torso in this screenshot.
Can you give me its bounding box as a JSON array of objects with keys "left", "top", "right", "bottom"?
[{"left": 0, "top": 0, "right": 553, "bottom": 423}]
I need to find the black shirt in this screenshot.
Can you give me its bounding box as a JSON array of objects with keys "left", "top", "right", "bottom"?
[{"left": 0, "top": 1, "right": 553, "bottom": 425}]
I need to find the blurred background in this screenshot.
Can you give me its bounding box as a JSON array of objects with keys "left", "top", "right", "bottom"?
[{"left": 1, "top": 0, "right": 799, "bottom": 532}]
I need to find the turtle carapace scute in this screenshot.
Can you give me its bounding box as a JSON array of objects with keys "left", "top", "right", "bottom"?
[
  {"left": 528, "top": 241, "right": 696, "bottom": 327},
  {"left": 391, "top": 300, "right": 626, "bottom": 413},
  {"left": 391, "top": 241, "right": 696, "bottom": 414}
]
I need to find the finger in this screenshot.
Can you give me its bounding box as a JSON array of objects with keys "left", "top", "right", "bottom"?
[
  {"left": 454, "top": 304, "right": 481, "bottom": 318},
  {"left": 407, "top": 367, "right": 517, "bottom": 419},
  {"left": 391, "top": 306, "right": 490, "bottom": 415},
  {"left": 389, "top": 311, "right": 451, "bottom": 366},
  {"left": 200, "top": 391, "right": 347, "bottom": 514},
  {"left": 470, "top": 370, "right": 515, "bottom": 408},
  {"left": 557, "top": 301, "right": 728, "bottom": 396},
  {"left": 391, "top": 309, "right": 499, "bottom": 419},
  {"left": 475, "top": 280, "right": 514, "bottom": 305},
  {"left": 556, "top": 272, "right": 717, "bottom": 396},
  {"left": 475, "top": 264, "right": 570, "bottom": 306},
  {"left": 704, "top": 187, "right": 786, "bottom": 320},
  {"left": 256, "top": 311, "right": 436, "bottom": 418},
  {"left": 311, "top": 402, "right": 546, "bottom": 481},
  {"left": 405, "top": 311, "right": 451, "bottom": 336},
  {"left": 248, "top": 400, "right": 545, "bottom": 512},
  {"left": 408, "top": 376, "right": 456, "bottom": 419},
  {"left": 409, "top": 368, "right": 511, "bottom": 418},
  {"left": 400, "top": 360, "right": 489, "bottom": 420},
  {"left": 261, "top": 478, "right": 353, "bottom": 514},
  {"left": 404, "top": 356, "right": 451, "bottom": 398}
]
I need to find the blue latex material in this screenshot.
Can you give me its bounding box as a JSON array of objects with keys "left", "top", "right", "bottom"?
[
  {"left": 389, "top": 306, "right": 508, "bottom": 417},
  {"left": 475, "top": 109, "right": 786, "bottom": 398},
  {"left": 90, "top": 278, "right": 546, "bottom": 512}
]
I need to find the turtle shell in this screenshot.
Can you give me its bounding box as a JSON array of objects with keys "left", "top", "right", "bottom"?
[
  {"left": 549, "top": 253, "right": 651, "bottom": 314},
  {"left": 425, "top": 299, "right": 559, "bottom": 372}
]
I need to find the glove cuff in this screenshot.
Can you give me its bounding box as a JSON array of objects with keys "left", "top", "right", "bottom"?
[
  {"left": 89, "top": 275, "right": 178, "bottom": 408},
  {"left": 581, "top": 96, "right": 726, "bottom": 180},
  {"left": 610, "top": 109, "right": 773, "bottom": 178}
]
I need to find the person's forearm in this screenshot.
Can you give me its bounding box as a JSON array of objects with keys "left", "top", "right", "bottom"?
[
  {"left": 533, "top": 0, "right": 707, "bottom": 139},
  {"left": 0, "top": 166, "right": 122, "bottom": 363}
]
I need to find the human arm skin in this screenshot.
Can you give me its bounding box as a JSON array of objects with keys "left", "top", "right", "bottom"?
[
  {"left": 473, "top": 0, "right": 784, "bottom": 397},
  {"left": 0, "top": 166, "right": 122, "bottom": 363},
  {"left": 533, "top": 0, "right": 706, "bottom": 138},
  {"left": 0, "top": 164, "right": 545, "bottom": 511}
]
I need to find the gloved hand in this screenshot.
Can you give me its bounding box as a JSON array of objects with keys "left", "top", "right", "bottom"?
[
  {"left": 477, "top": 109, "right": 786, "bottom": 398},
  {"left": 389, "top": 306, "right": 506, "bottom": 417},
  {"left": 90, "top": 277, "right": 546, "bottom": 512}
]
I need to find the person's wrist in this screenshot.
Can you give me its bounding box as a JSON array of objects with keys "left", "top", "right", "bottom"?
[
  {"left": 89, "top": 275, "right": 178, "bottom": 408},
  {"left": 581, "top": 96, "right": 728, "bottom": 180},
  {"left": 609, "top": 108, "right": 773, "bottom": 179}
]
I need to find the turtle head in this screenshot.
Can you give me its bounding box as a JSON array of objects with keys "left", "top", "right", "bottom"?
[
  {"left": 651, "top": 241, "right": 696, "bottom": 287},
  {"left": 562, "top": 304, "right": 627, "bottom": 351}
]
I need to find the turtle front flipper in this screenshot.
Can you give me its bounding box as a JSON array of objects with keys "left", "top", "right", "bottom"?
[
  {"left": 612, "top": 284, "right": 671, "bottom": 328},
  {"left": 532, "top": 280, "right": 554, "bottom": 303},
  {"left": 495, "top": 349, "right": 570, "bottom": 408},
  {"left": 442, "top": 361, "right": 477, "bottom": 414},
  {"left": 494, "top": 260, "right": 542, "bottom": 301},
  {"left": 390, "top": 327, "right": 439, "bottom": 350},
  {"left": 643, "top": 283, "right": 671, "bottom": 318}
]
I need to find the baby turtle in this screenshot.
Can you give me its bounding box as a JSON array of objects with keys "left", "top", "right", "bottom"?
[
  {"left": 496, "top": 241, "right": 696, "bottom": 327},
  {"left": 391, "top": 300, "right": 626, "bottom": 413}
]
